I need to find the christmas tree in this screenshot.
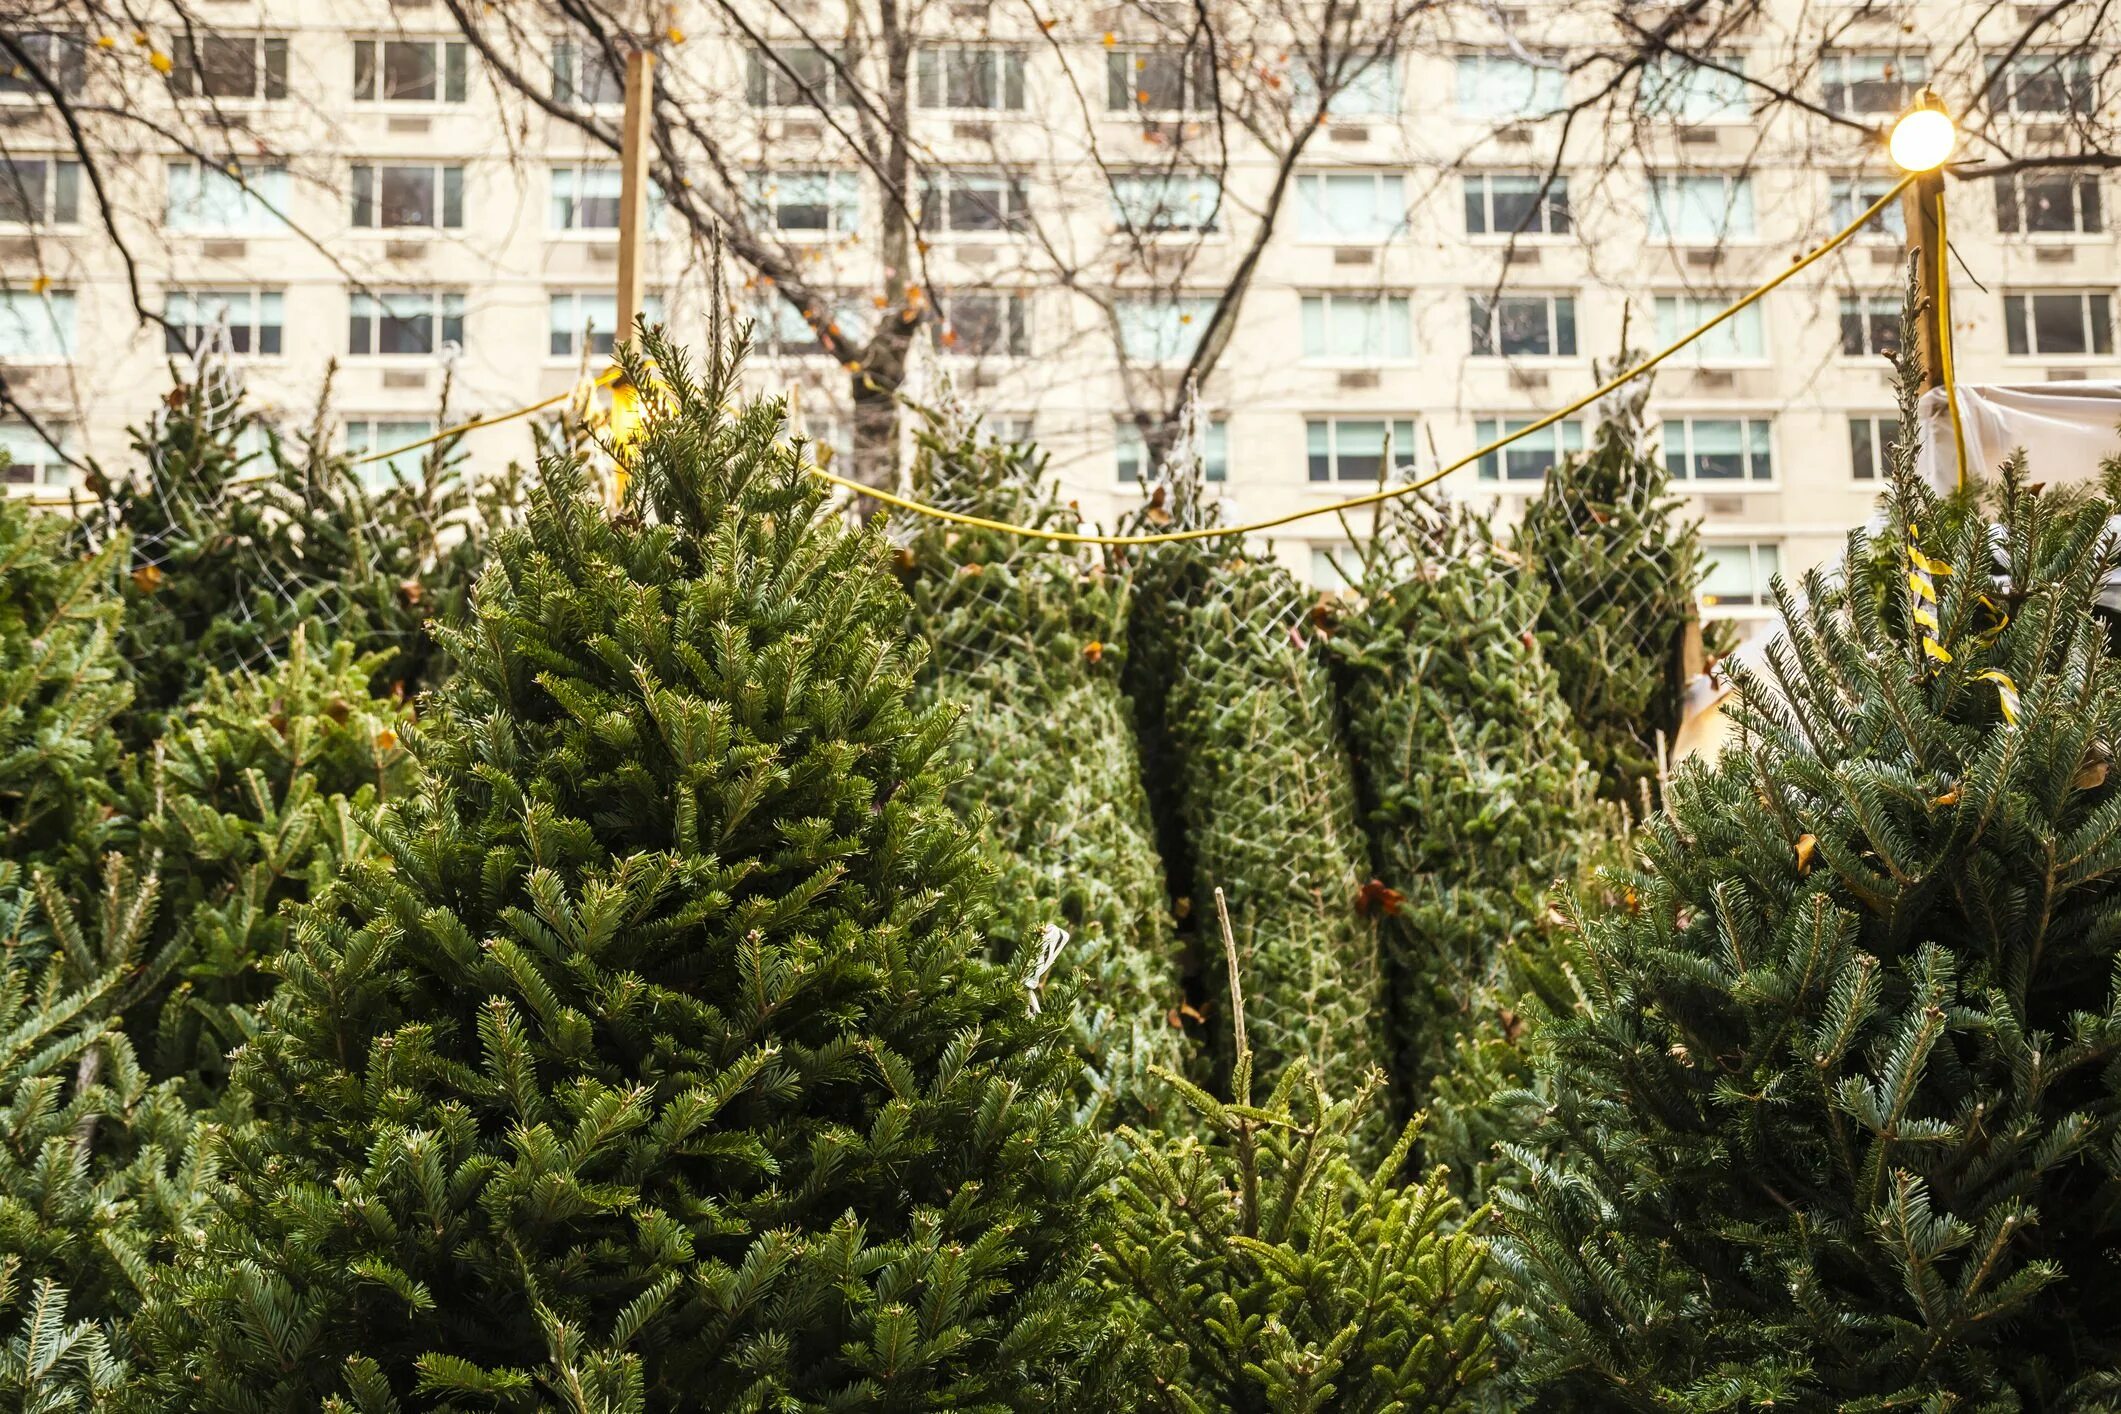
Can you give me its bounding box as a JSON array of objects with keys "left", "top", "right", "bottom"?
[
  {"left": 1492, "top": 346, "right": 2121, "bottom": 1403},
  {"left": 1324, "top": 496, "right": 1593, "bottom": 1136},
  {"left": 1101, "top": 893, "right": 1499, "bottom": 1412},
  {"left": 141, "top": 330, "right": 1105, "bottom": 1410},
  {"left": 1511, "top": 373, "right": 1708, "bottom": 812},
  {"left": 896, "top": 399, "right": 1191, "bottom": 1129},
  {"left": 1119, "top": 414, "right": 1392, "bottom": 1146}
]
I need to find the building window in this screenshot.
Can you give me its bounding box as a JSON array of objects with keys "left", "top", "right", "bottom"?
[
  {"left": 1291, "top": 50, "right": 1399, "bottom": 118},
  {"left": 748, "top": 46, "right": 850, "bottom": 108},
  {"left": 550, "top": 164, "right": 660, "bottom": 231},
  {"left": 1115, "top": 296, "right": 1216, "bottom": 364},
  {"left": 1839, "top": 293, "right": 1901, "bottom": 357},
  {"left": 352, "top": 164, "right": 465, "bottom": 230},
  {"left": 1662, "top": 416, "right": 1773, "bottom": 481},
  {"left": 0, "top": 159, "right": 78, "bottom": 226},
  {"left": 0, "top": 422, "right": 67, "bottom": 486},
  {"left": 549, "top": 291, "right": 664, "bottom": 359},
  {"left": 552, "top": 37, "right": 623, "bottom": 107},
  {"left": 353, "top": 38, "right": 468, "bottom": 103},
  {"left": 1648, "top": 173, "right": 1755, "bottom": 242},
  {"left": 165, "top": 162, "right": 287, "bottom": 234},
  {"left": 1470, "top": 294, "right": 1577, "bottom": 357},
  {"left": 917, "top": 46, "right": 1025, "bottom": 110},
  {"left": 0, "top": 289, "right": 74, "bottom": 358},
  {"left": 1307, "top": 417, "right": 1416, "bottom": 482},
  {"left": 1986, "top": 51, "right": 2094, "bottom": 116},
  {"left": 165, "top": 289, "right": 283, "bottom": 356},
  {"left": 1111, "top": 172, "right": 1220, "bottom": 233},
  {"left": 1116, "top": 418, "right": 1228, "bottom": 482},
  {"left": 753, "top": 299, "right": 869, "bottom": 359},
  {"left": 1455, "top": 52, "right": 1565, "bottom": 120},
  {"left": 172, "top": 34, "right": 287, "bottom": 100},
  {"left": 1829, "top": 176, "right": 1905, "bottom": 242},
  {"left": 0, "top": 31, "right": 86, "bottom": 98},
  {"left": 1701, "top": 542, "right": 1781, "bottom": 610},
  {"left": 1294, "top": 172, "right": 1405, "bottom": 242},
  {"left": 1848, "top": 414, "right": 1903, "bottom": 480},
  {"left": 1464, "top": 174, "right": 1570, "bottom": 237},
  {"left": 1303, "top": 293, "right": 1412, "bottom": 360},
  {"left": 1475, "top": 416, "right": 1584, "bottom": 481},
  {"left": 1822, "top": 51, "right": 1925, "bottom": 114},
  {"left": 1996, "top": 173, "right": 2103, "bottom": 236},
  {"left": 937, "top": 292, "right": 1029, "bottom": 357},
  {"left": 1106, "top": 46, "right": 1215, "bottom": 115},
  {"left": 348, "top": 291, "right": 465, "bottom": 357},
  {"left": 2004, "top": 290, "right": 2113, "bottom": 357},
  {"left": 920, "top": 173, "right": 1029, "bottom": 234},
  {"left": 750, "top": 170, "right": 861, "bottom": 235},
  {"left": 345, "top": 417, "right": 437, "bottom": 486},
  {"left": 1655, "top": 294, "right": 1763, "bottom": 362},
  {"left": 1640, "top": 53, "right": 1748, "bottom": 121}
]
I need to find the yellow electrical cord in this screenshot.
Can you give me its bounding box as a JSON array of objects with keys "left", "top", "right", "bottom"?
[
  {"left": 1933, "top": 183, "right": 1970, "bottom": 490},
  {"left": 809, "top": 172, "right": 1920, "bottom": 547},
  {"left": 350, "top": 364, "right": 625, "bottom": 465}
]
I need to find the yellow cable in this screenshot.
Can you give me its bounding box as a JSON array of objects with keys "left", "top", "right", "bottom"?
[
  {"left": 1933, "top": 183, "right": 1970, "bottom": 491},
  {"left": 350, "top": 364, "right": 624, "bottom": 466},
  {"left": 809, "top": 173, "right": 1919, "bottom": 547}
]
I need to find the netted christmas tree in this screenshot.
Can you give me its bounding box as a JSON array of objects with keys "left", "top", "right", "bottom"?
[
  {"left": 1118, "top": 409, "right": 1392, "bottom": 1149},
  {"left": 139, "top": 330, "right": 1106, "bottom": 1411},
  {"left": 1323, "top": 496, "right": 1594, "bottom": 1150},
  {"left": 1491, "top": 345, "right": 2121, "bottom": 1405},
  {"left": 1100, "top": 895, "right": 1500, "bottom": 1413},
  {"left": 896, "top": 397, "right": 1190, "bottom": 1130},
  {"left": 1511, "top": 371, "right": 1709, "bottom": 812}
]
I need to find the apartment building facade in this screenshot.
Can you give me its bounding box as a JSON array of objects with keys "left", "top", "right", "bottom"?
[{"left": 0, "top": 0, "right": 2114, "bottom": 638}]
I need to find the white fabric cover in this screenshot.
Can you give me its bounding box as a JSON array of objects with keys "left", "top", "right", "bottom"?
[{"left": 1918, "top": 382, "right": 2121, "bottom": 493}]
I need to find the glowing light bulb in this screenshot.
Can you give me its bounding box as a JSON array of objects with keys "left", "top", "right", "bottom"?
[{"left": 1889, "top": 106, "right": 1956, "bottom": 173}]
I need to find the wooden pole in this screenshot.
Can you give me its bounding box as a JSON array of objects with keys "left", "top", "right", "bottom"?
[
  {"left": 1901, "top": 169, "right": 1948, "bottom": 392},
  {"left": 615, "top": 49, "right": 656, "bottom": 351}
]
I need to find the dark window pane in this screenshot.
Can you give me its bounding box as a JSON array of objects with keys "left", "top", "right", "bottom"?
[
  {"left": 1462, "top": 178, "right": 1486, "bottom": 234},
  {"left": 442, "top": 167, "right": 464, "bottom": 227},
  {"left": 257, "top": 320, "right": 281, "bottom": 356},
  {"left": 2082, "top": 179, "right": 2102, "bottom": 233},
  {"left": 1491, "top": 179, "right": 1539, "bottom": 234},
  {"left": 263, "top": 39, "right": 287, "bottom": 98},
  {"left": 2032, "top": 292, "right": 2088, "bottom": 353},
  {"left": 2026, "top": 175, "right": 2075, "bottom": 232},
  {"left": 353, "top": 41, "right": 376, "bottom": 100},
  {"left": 349, "top": 309, "right": 371, "bottom": 353},
  {"left": 1554, "top": 297, "right": 1577, "bottom": 354},
  {"left": 2094, "top": 296, "right": 2113, "bottom": 354},
  {"left": 1496, "top": 298, "right": 1547, "bottom": 355},
  {"left": 445, "top": 43, "right": 467, "bottom": 102},
  {"left": 199, "top": 35, "right": 259, "bottom": 97},
  {"left": 0, "top": 162, "right": 38, "bottom": 223},
  {"left": 1469, "top": 298, "right": 1493, "bottom": 355},
  {"left": 351, "top": 166, "right": 375, "bottom": 226},
  {"left": 379, "top": 306, "right": 434, "bottom": 354},
  {"left": 2005, "top": 296, "right": 2030, "bottom": 355},
  {"left": 384, "top": 41, "right": 438, "bottom": 101},
  {"left": 1548, "top": 182, "right": 1571, "bottom": 233},
  {"left": 1849, "top": 419, "right": 1875, "bottom": 479},
  {"left": 51, "top": 162, "right": 75, "bottom": 223},
  {"left": 379, "top": 167, "right": 435, "bottom": 226},
  {"left": 1841, "top": 308, "right": 1866, "bottom": 356},
  {"left": 1994, "top": 174, "right": 2020, "bottom": 233}
]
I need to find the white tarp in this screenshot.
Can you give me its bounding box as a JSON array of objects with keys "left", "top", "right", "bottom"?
[{"left": 1918, "top": 382, "right": 2121, "bottom": 492}]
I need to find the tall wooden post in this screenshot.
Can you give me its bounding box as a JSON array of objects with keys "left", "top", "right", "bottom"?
[
  {"left": 615, "top": 49, "right": 656, "bottom": 350},
  {"left": 1901, "top": 169, "right": 1948, "bottom": 392}
]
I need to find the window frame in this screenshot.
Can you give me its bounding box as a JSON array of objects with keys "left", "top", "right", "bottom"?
[
  {"left": 1994, "top": 171, "right": 2104, "bottom": 238},
  {"left": 164, "top": 287, "right": 285, "bottom": 358},
  {"left": 0, "top": 31, "right": 87, "bottom": 100},
  {"left": 1110, "top": 171, "right": 1222, "bottom": 236},
  {"left": 171, "top": 32, "right": 289, "bottom": 102},
  {"left": 1463, "top": 172, "right": 1571, "bottom": 240},
  {"left": 747, "top": 46, "right": 852, "bottom": 109},
  {"left": 1847, "top": 413, "right": 1903, "bottom": 481},
  {"left": 1301, "top": 291, "right": 1414, "bottom": 363},
  {"left": 1659, "top": 413, "right": 1777, "bottom": 486},
  {"left": 1654, "top": 293, "right": 1767, "bottom": 366},
  {"left": 344, "top": 415, "right": 441, "bottom": 486},
  {"left": 0, "top": 288, "right": 76, "bottom": 361},
  {"left": 1290, "top": 49, "right": 1400, "bottom": 119},
  {"left": 919, "top": 171, "right": 1030, "bottom": 236},
  {"left": 1985, "top": 50, "right": 2095, "bottom": 117},
  {"left": 1820, "top": 50, "right": 1926, "bottom": 115},
  {"left": 1473, "top": 414, "right": 1586, "bottom": 485},
  {"left": 351, "top": 37, "right": 470, "bottom": 104},
  {"left": 1114, "top": 295, "right": 1218, "bottom": 365},
  {"left": 0, "top": 158, "right": 79, "bottom": 228},
  {"left": 750, "top": 169, "right": 863, "bottom": 237},
  {"left": 1105, "top": 45, "right": 1216, "bottom": 116},
  {"left": 346, "top": 290, "right": 467, "bottom": 358},
  {"left": 2002, "top": 289, "right": 2115, "bottom": 359},
  {"left": 1293, "top": 171, "right": 1407, "bottom": 244},
  {"left": 1305, "top": 416, "right": 1417, "bottom": 483},
  {"left": 1829, "top": 175, "right": 1906, "bottom": 242},
  {"left": 0, "top": 421, "right": 69, "bottom": 489},
  {"left": 351, "top": 162, "right": 466, "bottom": 231},
  {"left": 1640, "top": 51, "right": 1750, "bottom": 123},
  {"left": 1647, "top": 171, "right": 1758, "bottom": 244},
  {"left": 1700, "top": 541, "right": 1783, "bottom": 614},
  {"left": 547, "top": 289, "right": 665, "bottom": 361},
  {"left": 935, "top": 290, "right": 1030, "bottom": 358},
  {"left": 916, "top": 45, "right": 1027, "bottom": 112},
  {"left": 1115, "top": 416, "right": 1229, "bottom": 483},
  {"left": 552, "top": 37, "right": 623, "bottom": 108},
  {"left": 1468, "top": 292, "right": 1579, "bottom": 359},
  {"left": 548, "top": 163, "right": 662, "bottom": 234},
  {"left": 163, "top": 161, "right": 288, "bottom": 235},
  {"left": 1454, "top": 51, "right": 1566, "bottom": 121},
  {"left": 1838, "top": 292, "right": 1902, "bottom": 359}
]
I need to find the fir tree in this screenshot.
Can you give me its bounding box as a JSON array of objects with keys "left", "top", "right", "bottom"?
[
  {"left": 140, "top": 331, "right": 1106, "bottom": 1411},
  {"left": 1324, "top": 496, "right": 1593, "bottom": 1143},
  {"left": 0, "top": 493, "right": 130, "bottom": 872},
  {"left": 1511, "top": 372, "right": 1708, "bottom": 811},
  {"left": 897, "top": 399, "right": 1191, "bottom": 1128},
  {"left": 1492, "top": 351, "right": 2121, "bottom": 1405},
  {"left": 1119, "top": 416, "right": 1392, "bottom": 1147},
  {"left": 1101, "top": 893, "right": 1499, "bottom": 1413}
]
